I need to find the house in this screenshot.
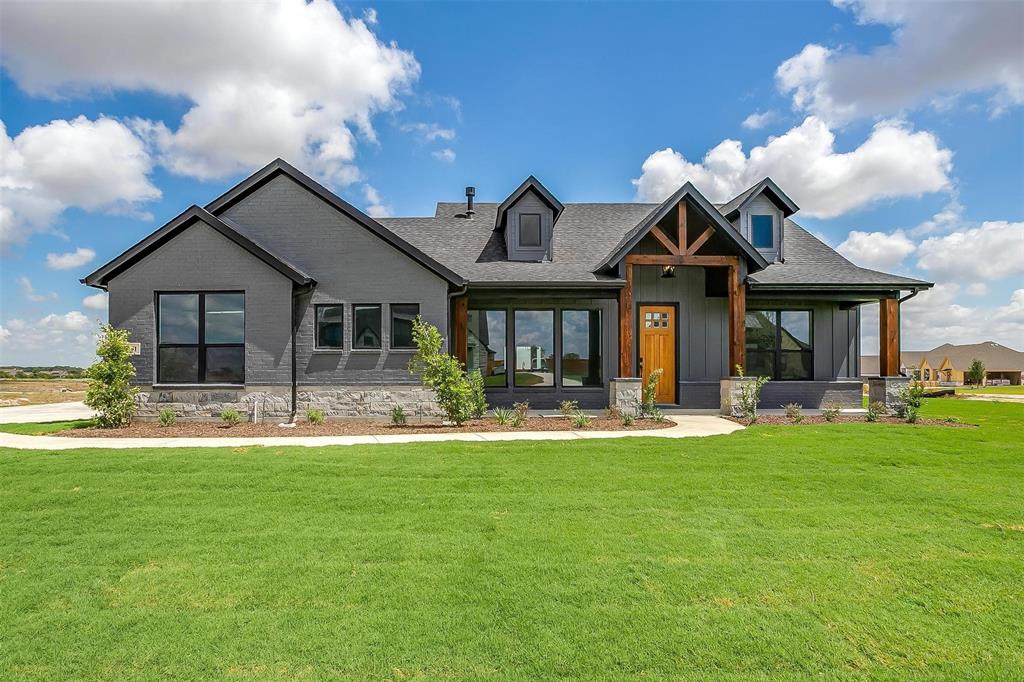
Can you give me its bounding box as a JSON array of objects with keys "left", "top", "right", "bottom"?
[
  {"left": 863, "top": 341, "right": 1024, "bottom": 386},
  {"left": 83, "top": 159, "right": 932, "bottom": 420}
]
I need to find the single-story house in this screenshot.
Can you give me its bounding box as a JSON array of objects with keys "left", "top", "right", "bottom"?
[
  {"left": 84, "top": 159, "right": 932, "bottom": 419},
  {"left": 862, "top": 341, "right": 1024, "bottom": 386}
]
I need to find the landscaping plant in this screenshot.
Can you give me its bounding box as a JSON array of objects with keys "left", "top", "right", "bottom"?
[
  {"left": 734, "top": 364, "right": 770, "bottom": 423},
  {"left": 410, "top": 316, "right": 478, "bottom": 425},
  {"left": 220, "top": 409, "right": 241, "bottom": 426},
  {"left": 390, "top": 405, "right": 407, "bottom": 426},
  {"left": 158, "top": 408, "right": 176, "bottom": 427},
  {"left": 621, "top": 413, "right": 635, "bottom": 427},
  {"left": 559, "top": 400, "right": 579, "bottom": 417},
  {"left": 893, "top": 380, "right": 925, "bottom": 420},
  {"left": 306, "top": 408, "right": 324, "bottom": 426},
  {"left": 570, "top": 411, "right": 591, "bottom": 429},
  {"left": 606, "top": 405, "right": 622, "bottom": 421},
  {"left": 784, "top": 402, "right": 803, "bottom": 423},
  {"left": 966, "top": 358, "right": 986, "bottom": 386},
  {"left": 84, "top": 324, "right": 139, "bottom": 428},
  {"left": 866, "top": 400, "right": 886, "bottom": 422},
  {"left": 821, "top": 401, "right": 841, "bottom": 422},
  {"left": 512, "top": 401, "right": 529, "bottom": 422},
  {"left": 468, "top": 370, "right": 488, "bottom": 419},
  {"left": 493, "top": 407, "right": 515, "bottom": 426},
  {"left": 639, "top": 368, "right": 663, "bottom": 417}
]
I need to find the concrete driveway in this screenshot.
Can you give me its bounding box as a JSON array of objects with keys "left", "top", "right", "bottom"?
[{"left": 0, "top": 401, "right": 95, "bottom": 424}]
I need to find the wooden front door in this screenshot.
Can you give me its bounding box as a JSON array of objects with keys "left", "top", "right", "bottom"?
[{"left": 639, "top": 305, "right": 676, "bottom": 404}]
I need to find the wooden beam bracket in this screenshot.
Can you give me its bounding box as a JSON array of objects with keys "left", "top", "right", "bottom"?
[{"left": 685, "top": 226, "right": 716, "bottom": 256}]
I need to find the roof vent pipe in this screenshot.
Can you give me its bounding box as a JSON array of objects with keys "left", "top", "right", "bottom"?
[{"left": 465, "top": 186, "right": 475, "bottom": 218}]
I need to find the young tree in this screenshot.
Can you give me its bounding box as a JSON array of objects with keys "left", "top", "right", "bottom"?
[
  {"left": 85, "top": 325, "right": 139, "bottom": 428},
  {"left": 409, "top": 316, "right": 485, "bottom": 425},
  {"left": 966, "top": 358, "right": 986, "bottom": 386}
]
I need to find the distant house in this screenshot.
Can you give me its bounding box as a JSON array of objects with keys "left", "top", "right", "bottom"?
[{"left": 862, "top": 341, "right": 1024, "bottom": 386}]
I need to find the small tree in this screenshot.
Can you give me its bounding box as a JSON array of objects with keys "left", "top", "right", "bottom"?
[
  {"left": 409, "top": 316, "right": 478, "bottom": 425},
  {"left": 966, "top": 358, "right": 986, "bottom": 386},
  {"left": 735, "top": 364, "right": 770, "bottom": 423},
  {"left": 84, "top": 325, "right": 139, "bottom": 428}
]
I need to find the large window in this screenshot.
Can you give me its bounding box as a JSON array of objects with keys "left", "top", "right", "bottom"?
[
  {"left": 390, "top": 304, "right": 419, "bottom": 349},
  {"left": 745, "top": 310, "right": 812, "bottom": 380},
  {"left": 157, "top": 292, "right": 244, "bottom": 384},
  {"left": 468, "top": 310, "right": 507, "bottom": 387},
  {"left": 519, "top": 214, "right": 542, "bottom": 247},
  {"left": 514, "top": 310, "right": 554, "bottom": 387},
  {"left": 353, "top": 305, "right": 382, "bottom": 349},
  {"left": 561, "top": 310, "right": 601, "bottom": 387},
  {"left": 751, "top": 214, "right": 774, "bottom": 249}
]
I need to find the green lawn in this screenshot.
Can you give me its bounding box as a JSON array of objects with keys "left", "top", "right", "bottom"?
[
  {"left": 0, "top": 419, "right": 95, "bottom": 435},
  {"left": 957, "top": 385, "right": 1024, "bottom": 395},
  {"left": 2, "top": 399, "right": 1022, "bottom": 679}
]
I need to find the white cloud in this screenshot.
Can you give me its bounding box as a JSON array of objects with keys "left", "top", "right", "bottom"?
[
  {"left": 362, "top": 184, "right": 391, "bottom": 218},
  {"left": 402, "top": 122, "right": 456, "bottom": 142},
  {"left": 17, "top": 276, "right": 57, "bottom": 302},
  {"left": 966, "top": 283, "right": 989, "bottom": 297},
  {"left": 1, "top": 117, "right": 159, "bottom": 250},
  {"left": 633, "top": 117, "right": 952, "bottom": 218},
  {"left": 837, "top": 230, "right": 916, "bottom": 270},
  {"left": 776, "top": 0, "right": 1024, "bottom": 124},
  {"left": 46, "top": 247, "right": 96, "bottom": 270},
  {"left": 432, "top": 148, "right": 456, "bottom": 163},
  {"left": 909, "top": 201, "right": 962, "bottom": 237},
  {"left": 741, "top": 111, "right": 777, "bottom": 130},
  {"left": 916, "top": 221, "right": 1024, "bottom": 281},
  {"left": 38, "top": 310, "right": 91, "bottom": 331},
  {"left": 0, "top": 311, "right": 98, "bottom": 366},
  {"left": 1, "top": 0, "right": 421, "bottom": 187},
  {"left": 82, "top": 292, "right": 108, "bottom": 310}
]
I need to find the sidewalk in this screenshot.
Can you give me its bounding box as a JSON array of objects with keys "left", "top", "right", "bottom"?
[
  {"left": 0, "top": 415, "right": 743, "bottom": 450},
  {"left": 0, "top": 401, "right": 95, "bottom": 424}
]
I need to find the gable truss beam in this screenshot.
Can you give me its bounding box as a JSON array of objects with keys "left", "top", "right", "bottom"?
[
  {"left": 648, "top": 226, "right": 679, "bottom": 255},
  {"left": 626, "top": 254, "right": 738, "bottom": 267},
  {"left": 685, "top": 227, "right": 715, "bottom": 256}
]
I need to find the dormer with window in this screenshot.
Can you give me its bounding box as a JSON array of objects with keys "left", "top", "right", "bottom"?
[
  {"left": 494, "top": 176, "right": 564, "bottom": 262},
  {"left": 719, "top": 177, "right": 798, "bottom": 263}
]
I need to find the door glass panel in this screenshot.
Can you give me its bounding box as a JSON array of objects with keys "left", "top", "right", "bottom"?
[
  {"left": 468, "top": 310, "right": 507, "bottom": 387},
  {"left": 514, "top": 310, "right": 554, "bottom": 387},
  {"left": 562, "top": 310, "right": 601, "bottom": 387}
]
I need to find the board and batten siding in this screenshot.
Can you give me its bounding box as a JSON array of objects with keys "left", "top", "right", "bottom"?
[
  {"left": 220, "top": 174, "right": 450, "bottom": 386},
  {"left": 106, "top": 220, "right": 294, "bottom": 386},
  {"left": 504, "top": 191, "right": 554, "bottom": 262},
  {"left": 731, "top": 193, "right": 784, "bottom": 262}
]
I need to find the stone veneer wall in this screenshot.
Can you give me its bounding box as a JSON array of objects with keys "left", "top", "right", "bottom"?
[
  {"left": 608, "top": 378, "right": 643, "bottom": 416},
  {"left": 134, "top": 385, "right": 442, "bottom": 422}
]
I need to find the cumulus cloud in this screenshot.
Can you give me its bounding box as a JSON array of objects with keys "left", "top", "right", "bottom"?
[
  {"left": 837, "top": 230, "right": 916, "bottom": 270},
  {"left": 0, "top": 311, "right": 98, "bottom": 366},
  {"left": 1, "top": 0, "right": 421, "bottom": 186},
  {"left": 82, "top": 292, "right": 108, "bottom": 310},
  {"left": 402, "top": 122, "right": 456, "bottom": 142},
  {"left": 741, "top": 111, "right": 777, "bottom": 130},
  {"left": 17, "top": 276, "right": 57, "bottom": 302},
  {"left": 432, "top": 148, "right": 456, "bottom": 163},
  {"left": 916, "top": 221, "right": 1024, "bottom": 281},
  {"left": 46, "top": 247, "right": 96, "bottom": 270},
  {"left": 1, "top": 117, "right": 159, "bottom": 250},
  {"left": 776, "top": 0, "right": 1024, "bottom": 124},
  {"left": 362, "top": 184, "right": 391, "bottom": 218},
  {"left": 632, "top": 117, "right": 952, "bottom": 218}
]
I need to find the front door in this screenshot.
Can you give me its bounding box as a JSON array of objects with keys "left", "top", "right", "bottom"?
[{"left": 639, "top": 305, "right": 676, "bottom": 404}]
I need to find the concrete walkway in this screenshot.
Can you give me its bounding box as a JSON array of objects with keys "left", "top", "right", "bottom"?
[
  {"left": 0, "top": 415, "right": 743, "bottom": 450},
  {"left": 0, "top": 401, "right": 95, "bottom": 424}
]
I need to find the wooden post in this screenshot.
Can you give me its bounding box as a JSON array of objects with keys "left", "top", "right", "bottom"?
[
  {"left": 677, "top": 200, "right": 687, "bottom": 253},
  {"left": 727, "top": 264, "right": 746, "bottom": 373},
  {"left": 453, "top": 294, "right": 468, "bottom": 368},
  {"left": 879, "top": 297, "right": 899, "bottom": 376},
  {"left": 619, "top": 263, "right": 634, "bottom": 377}
]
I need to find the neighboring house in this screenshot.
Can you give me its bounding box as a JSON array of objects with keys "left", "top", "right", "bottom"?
[
  {"left": 863, "top": 341, "right": 1024, "bottom": 386},
  {"left": 84, "top": 159, "right": 932, "bottom": 419}
]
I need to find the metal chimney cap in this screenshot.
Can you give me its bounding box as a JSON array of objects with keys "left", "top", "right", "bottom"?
[{"left": 465, "top": 186, "right": 476, "bottom": 197}]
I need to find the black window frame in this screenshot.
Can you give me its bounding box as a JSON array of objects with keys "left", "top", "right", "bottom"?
[
  {"left": 745, "top": 308, "right": 813, "bottom": 381},
  {"left": 156, "top": 290, "right": 245, "bottom": 385},
  {"left": 513, "top": 308, "right": 556, "bottom": 388},
  {"left": 389, "top": 303, "right": 420, "bottom": 350},
  {"left": 518, "top": 213, "right": 542, "bottom": 248},
  {"left": 560, "top": 309, "right": 602, "bottom": 389},
  {"left": 314, "top": 303, "right": 345, "bottom": 350},
  {"left": 352, "top": 303, "right": 383, "bottom": 350},
  {"left": 750, "top": 214, "right": 774, "bottom": 249}
]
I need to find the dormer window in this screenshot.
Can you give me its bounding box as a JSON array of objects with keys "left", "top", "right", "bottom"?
[
  {"left": 751, "top": 214, "right": 774, "bottom": 249},
  {"left": 519, "top": 214, "right": 542, "bottom": 247}
]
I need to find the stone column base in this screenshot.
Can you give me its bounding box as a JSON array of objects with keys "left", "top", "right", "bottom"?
[
  {"left": 720, "top": 377, "right": 759, "bottom": 417},
  {"left": 609, "top": 378, "right": 642, "bottom": 416},
  {"left": 867, "top": 377, "right": 909, "bottom": 410}
]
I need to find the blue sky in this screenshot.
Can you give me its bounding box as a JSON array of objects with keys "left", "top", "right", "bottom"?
[{"left": 1, "top": 0, "right": 1022, "bottom": 366}]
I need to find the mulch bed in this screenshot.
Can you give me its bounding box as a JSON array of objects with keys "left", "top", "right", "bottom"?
[
  {"left": 726, "top": 415, "right": 975, "bottom": 428},
  {"left": 59, "top": 416, "right": 674, "bottom": 438}
]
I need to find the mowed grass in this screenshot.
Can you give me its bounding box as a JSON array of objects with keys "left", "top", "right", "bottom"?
[
  {"left": 957, "top": 385, "right": 1024, "bottom": 395},
  {"left": 2, "top": 400, "right": 1022, "bottom": 679},
  {"left": 0, "top": 419, "right": 95, "bottom": 435}
]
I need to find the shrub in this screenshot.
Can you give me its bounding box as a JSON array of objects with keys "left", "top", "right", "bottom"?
[
  {"left": 220, "top": 408, "right": 241, "bottom": 426},
  {"left": 570, "top": 411, "right": 591, "bottom": 429},
  {"left": 606, "top": 405, "right": 622, "bottom": 420},
  {"left": 734, "top": 364, "right": 770, "bottom": 423},
  {"left": 158, "top": 408, "right": 176, "bottom": 427},
  {"left": 784, "top": 402, "right": 803, "bottom": 423},
  {"left": 621, "top": 413, "right": 635, "bottom": 427},
  {"left": 639, "top": 368, "right": 663, "bottom": 417},
  {"left": 306, "top": 408, "right": 324, "bottom": 426},
  {"left": 866, "top": 400, "right": 886, "bottom": 422},
  {"left": 467, "top": 370, "right": 488, "bottom": 419},
  {"left": 558, "top": 400, "right": 579, "bottom": 417},
  {"left": 494, "top": 407, "right": 523, "bottom": 427},
  {"left": 966, "top": 358, "right": 986, "bottom": 386},
  {"left": 84, "top": 324, "right": 139, "bottom": 428},
  {"left": 905, "top": 405, "right": 920, "bottom": 423},
  {"left": 821, "top": 401, "right": 841, "bottom": 422},
  {"left": 512, "top": 401, "right": 530, "bottom": 422},
  {"left": 410, "top": 317, "right": 475, "bottom": 425},
  {"left": 893, "top": 380, "right": 925, "bottom": 420},
  {"left": 390, "top": 405, "right": 407, "bottom": 426}
]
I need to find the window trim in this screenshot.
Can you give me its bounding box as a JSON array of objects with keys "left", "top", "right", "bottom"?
[
  {"left": 518, "top": 213, "right": 542, "bottom": 248},
  {"left": 513, "top": 308, "right": 556, "bottom": 389},
  {"left": 314, "top": 303, "right": 345, "bottom": 351},
  {"left": 351, "top": 303, "right": 383, "bottom": 350},
  {"left": 750, "top": 213, "right": 775, "bottom": 249},
  {"left": 389, "top": 303, "right": 420, "bottom": 350},
  {"left": 746, "top": 308, "right": 813, "bottom": 381},
  {"left": 468, "top": 308, "right": 509, "bottom": 388},
  {"left": 155, "top": 290, "right": 245, "bottom": 385},
  {"left": 560, "top": 309, "right": 602, "bottom": 389}
]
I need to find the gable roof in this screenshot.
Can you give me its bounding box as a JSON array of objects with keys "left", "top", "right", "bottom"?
[
  {"left": 595, "top": 182, "right": 770, "bottom": 272},
  {"left": 718, "top": 177, "right": 799, "bottom": 219},
  {"left": 902, "top": 341, "right": 1024, "bottom": 371},
  {"left": 494, "top": 175, "right": 564, "bottom": 231},
  {"left": 205, "top": 158, "right": 465, "bottom": 285},
  {"left": 82, "top": 206, "right": 314, "bottom": 289}
]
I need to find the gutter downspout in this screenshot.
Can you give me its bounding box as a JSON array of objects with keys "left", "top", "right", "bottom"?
[{"left": 289, "top": 282, "right": 315, "bottom": 423}]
